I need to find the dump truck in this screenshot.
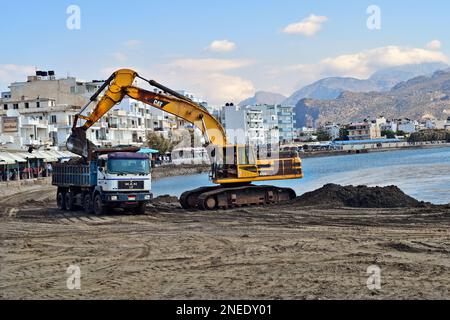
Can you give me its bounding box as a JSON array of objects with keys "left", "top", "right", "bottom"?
[{"left": 52, "top": 147, "right": 152, "bottom": 215}]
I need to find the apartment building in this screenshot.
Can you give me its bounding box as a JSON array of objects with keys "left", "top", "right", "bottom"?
[
  {"left": 347, "top": 121, "right": 381, "bottom": 140},
  {"left": 242, "top": 104, "right": 296, "bottom": 144},
  {"left": 221, "top": 104, "right": 266, "bottom": 145},
  {"left": 425, "top": 118, "right": 448, "bottom": 130},
  {"left": 0, "top": 71, "right": 185, "bottom": 150}
]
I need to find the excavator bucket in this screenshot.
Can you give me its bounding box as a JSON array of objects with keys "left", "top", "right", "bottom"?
[{"left": 66, "top": 128, "right": 94, "bottom": 158}]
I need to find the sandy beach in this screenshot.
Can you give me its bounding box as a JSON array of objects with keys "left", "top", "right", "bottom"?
[{"left": 0, "top": 184, "right": 448, "bottom": 299}]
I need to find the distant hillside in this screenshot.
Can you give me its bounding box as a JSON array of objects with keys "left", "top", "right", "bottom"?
[
  {"left": 283, "top": 77, "right": 380, "bottom": 105},
  {"left": 294, "top": 70, "right": 450, "bottom": 127},
  {"left": 283, "top": 62, "right": 449, "bottom": 106},
  {"left": 239, "top": 91, "right": 287, "bottom": 106}
]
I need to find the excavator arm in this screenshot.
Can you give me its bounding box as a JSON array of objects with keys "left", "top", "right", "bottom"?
[
  {"left": 68, "top": 69, "right": 227, "bottom": 157},
  {"left": 125, "top": 86, "right": 227, "bottom": 146}
]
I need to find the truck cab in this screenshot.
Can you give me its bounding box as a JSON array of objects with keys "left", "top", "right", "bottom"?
[
  {"left": 97, "top": 152, "right": 152, "bottom": 196},
  {"left": 53, "top": 150, "right": 152, "bottom": 215}
]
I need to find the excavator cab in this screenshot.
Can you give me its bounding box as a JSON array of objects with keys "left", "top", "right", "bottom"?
[
  {"left": 212, "top": 145, "right": 259, "bottom": 183},
  {"left": 236, "top": 145, "right": 259, "bottom": 178}
]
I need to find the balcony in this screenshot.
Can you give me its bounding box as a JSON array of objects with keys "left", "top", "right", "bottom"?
[
  {"left": 23, "top": 138, "right": 42, "bottom": 145},
  {"left": 21, "top": 118, "right": 48, "bottom": 127}
]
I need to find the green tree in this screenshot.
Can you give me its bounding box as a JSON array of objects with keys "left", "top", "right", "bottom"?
[
  {"left": 145, "top": 131, "right": 180, "bottom": 154},
  {"left": 316, "top": 129, "right": 332, "bottom": 142},
  {"left": 408, "top": 129, "right": 449, "bottom": 142},
  {"left": 381, "top": 130, "right": 396, "bottom": 139},
  {"left": 336, "top": 128, "right": 349, "bottom": 141}
]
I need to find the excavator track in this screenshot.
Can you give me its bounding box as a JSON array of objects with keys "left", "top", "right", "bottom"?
[
  {"left": 180, "top": 185, "right": 296, "bottom": 211},
  {"left": 180, "top": 186, "right": 221, "bottom": 209}
]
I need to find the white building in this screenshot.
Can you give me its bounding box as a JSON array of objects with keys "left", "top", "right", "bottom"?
[
  {"left": 380, "top": 121, "right": 398, "bottom": 133},
  {"left": 445, "top": 117, "right": 450, "bottom": 131},
  {"left": 221, "top": 104, "right": 266, "bottom": 145},
  {"left": 323, "top": 123, "right": 341, "bottom": 140},
  {"left": 240, "top": 104, "right": 296, "bottom": 144},
  {"left": 0, "top": 71, "right": 187, "bottom": 150},
  {"left": 425, "top": 119, "right": 447, "bottom": 130},
  {"left": 397, "top": 119, "right": 417, "bottom": 133}
]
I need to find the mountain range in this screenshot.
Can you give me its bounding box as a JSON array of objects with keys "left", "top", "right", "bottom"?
[
  {"left": 239, "top": 62, "right": 449, "bottom": 107},
  {"left": 295, "top": 69, "right": 450, "bottom": 127},
  {"left": 239, "top": 91, "right": 287, "bottom": 107}
]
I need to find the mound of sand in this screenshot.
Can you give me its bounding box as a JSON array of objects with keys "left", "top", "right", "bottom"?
[{"left": 295, "top": 184, "right": 423, "bottom": 208}]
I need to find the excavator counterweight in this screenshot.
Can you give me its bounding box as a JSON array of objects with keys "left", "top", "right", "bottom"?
[{"left": 68, "top": 69, "right": 303, "bottom": 210}]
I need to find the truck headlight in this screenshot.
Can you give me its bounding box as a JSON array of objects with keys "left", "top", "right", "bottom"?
[
  {"left": 110, "top": 196, "right": 118, "bottom": 201},
  {"left": 144, "top": 195, "right": 151, "bottom": 200}
]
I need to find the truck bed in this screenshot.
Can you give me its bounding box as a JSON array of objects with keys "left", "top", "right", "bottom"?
[{"left": 52, "top": 163, "right": 96, "bottom": 187}]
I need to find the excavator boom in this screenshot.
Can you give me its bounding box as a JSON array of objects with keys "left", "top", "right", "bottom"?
[{"left": 68, "top": 69, "right": 227, "bottom": 156}]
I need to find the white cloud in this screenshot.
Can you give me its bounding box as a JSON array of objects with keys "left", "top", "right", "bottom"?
[
  {"left": 0, "top": 64, "right": 35, "bottom": 91},
  {"left": 206, "top": 40, "right": 236, "bottom": 52},
  {"left": 288, "top": 45, "right": 449, "bottom": 85},
  {"left": 426, "top": 40, "right": 442, "bottom": 50},
  {"left": 102, "top": 57, "right": 256, "bottom": 106},
  {"left": 171, "top": 73, "right": 254, "bottom": 105},
  {"left": 161, "top": 58, "right": 255, "bottom": 105},
  {"left": 124, "top": 39, "right": 143, "bottom": 47},
  {"left": 112, "top": 52, "right": 128, "bottom": 62},
  {"left": 282, "top": 14, "right": 328, "bottom": 36}
]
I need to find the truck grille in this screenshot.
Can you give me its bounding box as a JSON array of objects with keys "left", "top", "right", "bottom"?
[{"left": 118, "top": 181, "right": 144, "bottom": 189}]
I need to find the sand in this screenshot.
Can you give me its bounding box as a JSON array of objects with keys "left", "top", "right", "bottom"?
[{"left": 0, "top": 184, "right": 449, "bottom": 299}]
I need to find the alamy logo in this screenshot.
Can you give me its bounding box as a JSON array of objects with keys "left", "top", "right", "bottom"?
[
  {"left": 66, "top": 5, "right": 81, "bottom": 30},
  {"left": 366, "top": 265, "right": 381, "bottom": 291},
  {"left": 367, "top": 5, "right": 381, "bottom": 30},
  {"left": 66, "top": 265, "right": 81, "bottom": 290}
]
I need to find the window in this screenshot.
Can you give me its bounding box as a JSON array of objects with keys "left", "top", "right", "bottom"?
[
  {"left": 50, "top": 115, "right": 57, "bottom": 124},
  {"left": 3, "top": 104, "right": 7, "bottom": 110},
  {"left": 25, "top": 102, "right": 29, "bottom": 109},
  {"left": 237, "top": 146, "right": 256, "bottom": 165},
  {"left": 13, "top": 103, "right": 18, "bottom": 109},
  {"left": 36, "top": 102, "right": 40, "bottom": 108}
]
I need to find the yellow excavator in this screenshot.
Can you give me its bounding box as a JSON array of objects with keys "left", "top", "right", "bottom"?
[{"left": 67, "top": 69, "right": 303, "bottom": 210}]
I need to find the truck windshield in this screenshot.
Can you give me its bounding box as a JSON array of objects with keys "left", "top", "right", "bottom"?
[{"left": 107, "top": 159, "right": 150, "bottom": 174}]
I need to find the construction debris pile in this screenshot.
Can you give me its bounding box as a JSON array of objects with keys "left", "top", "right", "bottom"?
[{"left": 295, "top": 184, "right": 424, "bottom": 208}]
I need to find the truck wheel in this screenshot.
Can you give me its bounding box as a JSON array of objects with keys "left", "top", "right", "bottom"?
[
  {"left": 134, "top": 202, "right": 147, "bottom": 215},
  {"left": 94, "top": 194, "right": 105, "bottom": 216},
  {"left": 65, "top": 191, "right": 75, "bottom": 211},
  {"left": 83, "top": 194, "right": 94, "bottom": 214},
  {"left": 57, "top": 190, "right": 66, "bottom": 211}
]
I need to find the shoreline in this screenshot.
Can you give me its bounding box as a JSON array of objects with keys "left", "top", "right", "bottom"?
[
  {"left": 151, "top": 143, "right": 450, "bottom": 181},
  {"left": 152, "top": 163, "right": 211, "bottom": 181},
  {"left": 299, "top": 142, "right": 450, "bottom": 159}
]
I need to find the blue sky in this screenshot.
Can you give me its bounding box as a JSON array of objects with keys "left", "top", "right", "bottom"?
[{"left": 0, "top": 0, "right": 449, "bottom": 105}]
